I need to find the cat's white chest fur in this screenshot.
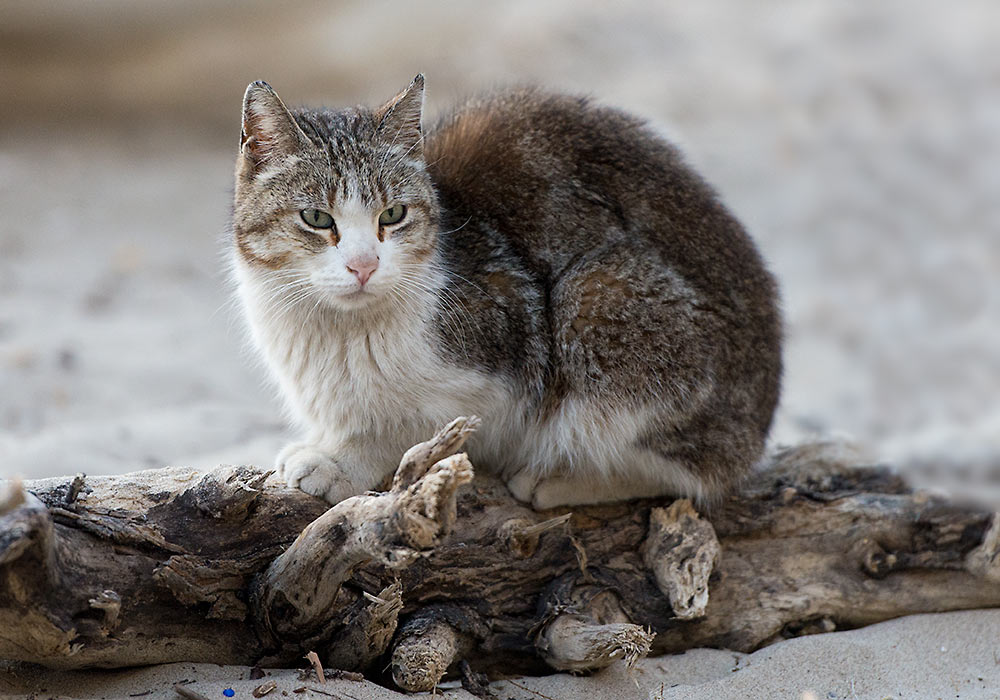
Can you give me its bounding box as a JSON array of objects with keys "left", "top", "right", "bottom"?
[{"left": 234, "top": 264, "right": 504, "bottom": 470}]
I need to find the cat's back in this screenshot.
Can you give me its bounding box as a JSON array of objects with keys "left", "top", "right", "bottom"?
[
  {"left": 425, "top": 88, "right": 652, "bottom": 266},
  {"left": 425, "top": 87, "right": 651, "bottom": 191},
  {"left": 425, "top": 87, "right": 777, "bottom": 323}
]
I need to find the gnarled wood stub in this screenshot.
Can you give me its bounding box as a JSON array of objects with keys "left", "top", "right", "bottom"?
[{"left": 2, "top": 419, "right": 999, "bottom": 692}]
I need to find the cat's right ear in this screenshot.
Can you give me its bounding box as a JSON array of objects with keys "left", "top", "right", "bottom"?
[{"left": 240, "top": 81, "right": 306, "bottom": 169}]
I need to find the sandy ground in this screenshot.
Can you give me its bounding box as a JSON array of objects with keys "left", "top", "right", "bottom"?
[
  {"left": 4, "top": 611, "right": 1000, "bottom": 699},
  {"left": 2, "top": 1, "right": 999, "bottom": 698}
]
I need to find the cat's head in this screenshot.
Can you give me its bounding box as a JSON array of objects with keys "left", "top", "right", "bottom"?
[{"left": 232, "top": 75, "right": 439, "bottom": 312}]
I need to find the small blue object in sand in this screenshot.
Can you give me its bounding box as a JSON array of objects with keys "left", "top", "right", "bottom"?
[{"left": 223, "top": 689, "right": 235, "bottom": 697}]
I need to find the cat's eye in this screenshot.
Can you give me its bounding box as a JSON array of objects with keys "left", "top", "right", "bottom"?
[
  {"left": 301, "top": 208, "right": 334, "bottom": 229},
  {"left": 378, "top": 204, "right": 407, "bottom": 226}
]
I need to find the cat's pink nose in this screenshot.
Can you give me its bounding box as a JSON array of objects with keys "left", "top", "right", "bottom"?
[{"left": 346, "top": 257, "right": 379, "bottom": 286}]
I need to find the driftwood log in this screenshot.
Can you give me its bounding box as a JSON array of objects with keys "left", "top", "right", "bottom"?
[{"left": 2, "top": 417, "right": 1000, "bottom": 692}]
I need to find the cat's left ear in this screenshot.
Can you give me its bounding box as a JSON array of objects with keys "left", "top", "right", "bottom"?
[
  {"left": 240, "top": 81, "right": 308, "bottom": 169},
  {"left": 375, "top": 74, "right": 425, "bottom": 155}
]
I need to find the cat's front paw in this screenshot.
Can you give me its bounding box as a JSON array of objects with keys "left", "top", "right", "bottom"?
[{"left": 276, "top": 442, "right": 360, "bottom": 504}]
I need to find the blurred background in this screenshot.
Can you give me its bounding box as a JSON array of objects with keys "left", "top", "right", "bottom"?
[{"left": 1, "top": 1, "right": 998, "bottom": 500}]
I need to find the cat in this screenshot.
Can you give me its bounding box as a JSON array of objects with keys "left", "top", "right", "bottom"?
[{"left": 231, "top": 75, "right": 782, "bottom": 509}]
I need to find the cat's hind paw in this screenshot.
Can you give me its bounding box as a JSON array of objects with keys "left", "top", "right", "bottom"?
[
  {"left": 529, "top": 475, "right": 585, "bottom": 510},
  {"left": 506, "top": 469, "right": 538, "bottom": 504},
  {"left": 276, "top": 442, "right": 359, "bottom": 504},
  {"left": 507, "top": 470, "right": 582, "bottom": 510}
]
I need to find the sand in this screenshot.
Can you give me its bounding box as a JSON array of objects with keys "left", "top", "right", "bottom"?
[
  {"left": 4, "top": 611, "right": 1000, "bottom": 699},
  {"left": 2, "top": 1, "right": 999, "bottom": 698}
]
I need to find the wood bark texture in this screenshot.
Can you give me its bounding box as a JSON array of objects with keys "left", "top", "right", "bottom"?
[{"left": 2, "top": 418, "right": 999, "bottom": 692}]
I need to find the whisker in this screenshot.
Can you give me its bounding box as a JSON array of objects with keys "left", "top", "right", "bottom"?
[
  {"left": 437, "top": 215, "right": 473, "bottom": 237},
  {"left": 378, "top": 121, "right": 408, "bottom": 175},
  {"left": 391, "top": 154, "right": 447, "bottom": 189},
  {"left": 392, "top": 278, "right": 470, "bottom": 360},
  {"left": 393, "top": 273, "right": 473, "bottom": 358},
  {"left": 385, "top": 135, "right": 424, "bottom": 174}
]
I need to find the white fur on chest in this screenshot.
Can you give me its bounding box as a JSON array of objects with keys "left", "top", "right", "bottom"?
[{"left": 235, "top": 265, "right": 505, "bottom": 452}]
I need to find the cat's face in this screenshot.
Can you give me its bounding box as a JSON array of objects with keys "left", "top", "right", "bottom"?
[{"left": 233, "top": 77, "right": 438, "bottom": 312}]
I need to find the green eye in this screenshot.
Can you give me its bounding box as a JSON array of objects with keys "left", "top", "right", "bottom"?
[
  {"left": 301, "top": 208, "right": 334, "bottom": 229},
  {"left": 378, "top": 204, "right": 407, "bottom": 226}
]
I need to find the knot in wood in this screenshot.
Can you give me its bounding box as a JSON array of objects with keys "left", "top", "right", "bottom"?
[{"left": 860, "top": 539, "right": 898, "bottom": 579}]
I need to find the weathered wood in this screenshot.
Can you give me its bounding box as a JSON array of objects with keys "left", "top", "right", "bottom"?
[
  {"left": 391, "top": 608, "right": 475, "bottom": 691},
  {"left": 642, "top": 499, "right": 719, "bottom": 620},
  {"left": 253, "top": 440, "right": 474, "bottom": 658},
  {"left": 2, "top": 423, "right": 999, "bottom": 691},
  {"left": 535, "top": 587, "right": 655, "bottom": 674}
]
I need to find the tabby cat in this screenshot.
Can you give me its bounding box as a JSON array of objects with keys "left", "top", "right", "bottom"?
[{"left": 231, "top": 75, "right": 782, "bottom": 509}]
